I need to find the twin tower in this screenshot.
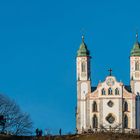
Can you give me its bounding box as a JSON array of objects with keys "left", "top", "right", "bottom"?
[{"left": 76, "top": 34, "right": 140, "bottom": 133}]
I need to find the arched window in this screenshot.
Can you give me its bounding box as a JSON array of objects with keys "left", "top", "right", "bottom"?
[
  {"left": 124, "top": 115, "right": 128, "bottom": 128},
  {"left": 108, "top": 88, "right": 113, "bottom": 95},
  {"left": 93, "top": 115, "right": 98, "bottom": 128},
  {"left": 123, "top": 101, "right": 128, "bottom": 112},
  {"left": 135, "top": 61, "right": 139, "bottom": 71},
  {"left": 102, "top": 88, "right": 106, "bottom": 95},
  {"left": 115, "top": 88, "right": 119, "bottom": 95},
  {"left": 92, "top": 101, "right": 97, "bottom": 112},
  {"left": 81, "top": 62, "right": 86, "bottom": 72}
]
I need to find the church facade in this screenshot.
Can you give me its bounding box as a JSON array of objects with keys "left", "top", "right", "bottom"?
[{"left": 76, "top": 34, "right": 140, "bottom": 133}]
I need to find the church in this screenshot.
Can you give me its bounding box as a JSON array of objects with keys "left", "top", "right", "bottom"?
[{"left": 76, "top": 34, "right": 140, "bottom": 133}]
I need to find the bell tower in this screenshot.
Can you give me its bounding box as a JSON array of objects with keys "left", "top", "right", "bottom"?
[
  {"left": 76, "top": 36, "right": 91, "bottom": 133},
  {"left": 130, "top": 33, "right": 140, "bottom": 130},
  {"left": 130, "top": 33, "right": 140, "bottom": 94},
  {"left": 76, "top": 36, "right": 91, "bottom": 81}
]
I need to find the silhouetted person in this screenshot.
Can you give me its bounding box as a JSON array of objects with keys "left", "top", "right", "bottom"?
[
  {"left": 39, "top": 129, "right": 43, "bottom": 136},
  {"left": 59, "top": 128, "right": 62, "bottom": 136},
  {"left": 35, "top": 128, "right": 39, "bottom": 136},
  {"left": 76, "top": 128, "right": 78, "bottom": 134}
]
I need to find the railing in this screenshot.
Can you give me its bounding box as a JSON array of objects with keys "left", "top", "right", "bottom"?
[{"left": 81, "top": 128, "right": 140, "bottom": 134}]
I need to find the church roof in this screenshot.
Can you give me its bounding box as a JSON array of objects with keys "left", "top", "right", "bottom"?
[
  {"left": 91, "top": 86, "right": 97, "bottom": 92},
  {"left": 91, "top": 86, "right": 132, "bottom": 92},
  {"left": 77, "top": 36, "right": 90, "bottom": 57},
  {"left": 124, "top": 85, "right": 132, "bottom": 93},
  {"left": 131, "top": 33, "right": 140, "bottom": 56}
]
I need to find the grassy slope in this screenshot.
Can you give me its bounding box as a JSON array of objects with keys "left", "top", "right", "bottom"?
[
  {"left": 54, "top": 133, "right": 140, "bottom": 140},
  {"left": 0, "top": 133, "right": 140, "bottom": 140}
]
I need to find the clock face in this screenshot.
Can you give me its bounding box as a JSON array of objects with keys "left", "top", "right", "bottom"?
[
  {"left": 106, "top": 78, "right": 115, "bottom": 86},
  {"left": 81, "top": 82, "right": 88, "bottom": 97}
]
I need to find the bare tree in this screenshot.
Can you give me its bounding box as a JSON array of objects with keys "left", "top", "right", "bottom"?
[{"left": 0, "top": 94, "right": 33, "bottom": 135}]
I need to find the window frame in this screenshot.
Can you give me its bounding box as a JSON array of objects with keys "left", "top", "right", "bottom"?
[
  {"left": 101, "top": 88, "right": 106, "bottom": 95},
  {"left": 92, "top": 101, "right": 97, "bottom": 112},
  {"left": 108, "top": 88, "right": 113, "bottom": 95},
  {"left": 124, "top": 114, "right": 128, "bottom": 128},
  {"left": 81, "top": 62, "right": 86, "bottom": 72},
  {"left": 93, "top": 115, "right": 98, "bottom": 128},
  {"left": 115, "top": 88, "right": 119, "bottom": 95},
  {"left": 135, "top": 61, "right": 139, "bottom": 71},
  {"left": 123, "top": 101, "right": 128, "bottom": 112}
]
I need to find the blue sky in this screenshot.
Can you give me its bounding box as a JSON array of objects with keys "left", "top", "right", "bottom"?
[{"left": 0, "top": 0, "right": 139, "bottom": 135}]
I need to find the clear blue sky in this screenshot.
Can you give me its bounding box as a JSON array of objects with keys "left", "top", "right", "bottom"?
[{"left": 0, "top": 0, "right": 139, "bottom": 135}]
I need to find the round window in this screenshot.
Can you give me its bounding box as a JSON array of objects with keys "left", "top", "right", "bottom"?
[
  {"left": 106, "top": 114, "right": 115, "bottom": 124},
  {"left": 107, "top": 100, "right": 114, "bottom": 107}
]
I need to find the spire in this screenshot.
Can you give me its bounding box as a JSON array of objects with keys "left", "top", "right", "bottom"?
[
  {"left": 82, "top": 35, "right": 84, "bottom": 43},
  {"left": 81, "top": 27, "right": 85, "bottom": 43},
  {"left": 136, "top": 32, "right": 138, "bottom": 42},
  {"left": 130, "top": 32, "right": 140, "bottom": 56},
  {"left": 77, "top": 35, "right": 90, "bottom": 57}
]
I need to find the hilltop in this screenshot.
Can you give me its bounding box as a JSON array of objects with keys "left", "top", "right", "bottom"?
[{"left": 0, "top": 132, "right": 140, "bottom": 140}]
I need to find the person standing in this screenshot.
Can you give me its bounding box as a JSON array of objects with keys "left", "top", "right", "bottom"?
[{"left": 59, "top": 128, "right": 62, "bottom": 136}]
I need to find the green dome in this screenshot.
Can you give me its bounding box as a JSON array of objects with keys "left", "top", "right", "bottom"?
[
  {"left": 131, "top": 33, "right": 140, "bottom": 56},
  {"left": 77, "top": 36, "right": 90, "bottom": 57},
  {"left": 131, "top": 41, "right": 140, "bottom": 56}
]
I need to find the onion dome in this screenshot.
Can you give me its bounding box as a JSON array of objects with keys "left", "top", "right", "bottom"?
[
  {"left": 77, "top": 36, "right": 90, "bottom": 57},
  {"left": 131, "top": 33, "right": 140, "bottom": 56}
]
